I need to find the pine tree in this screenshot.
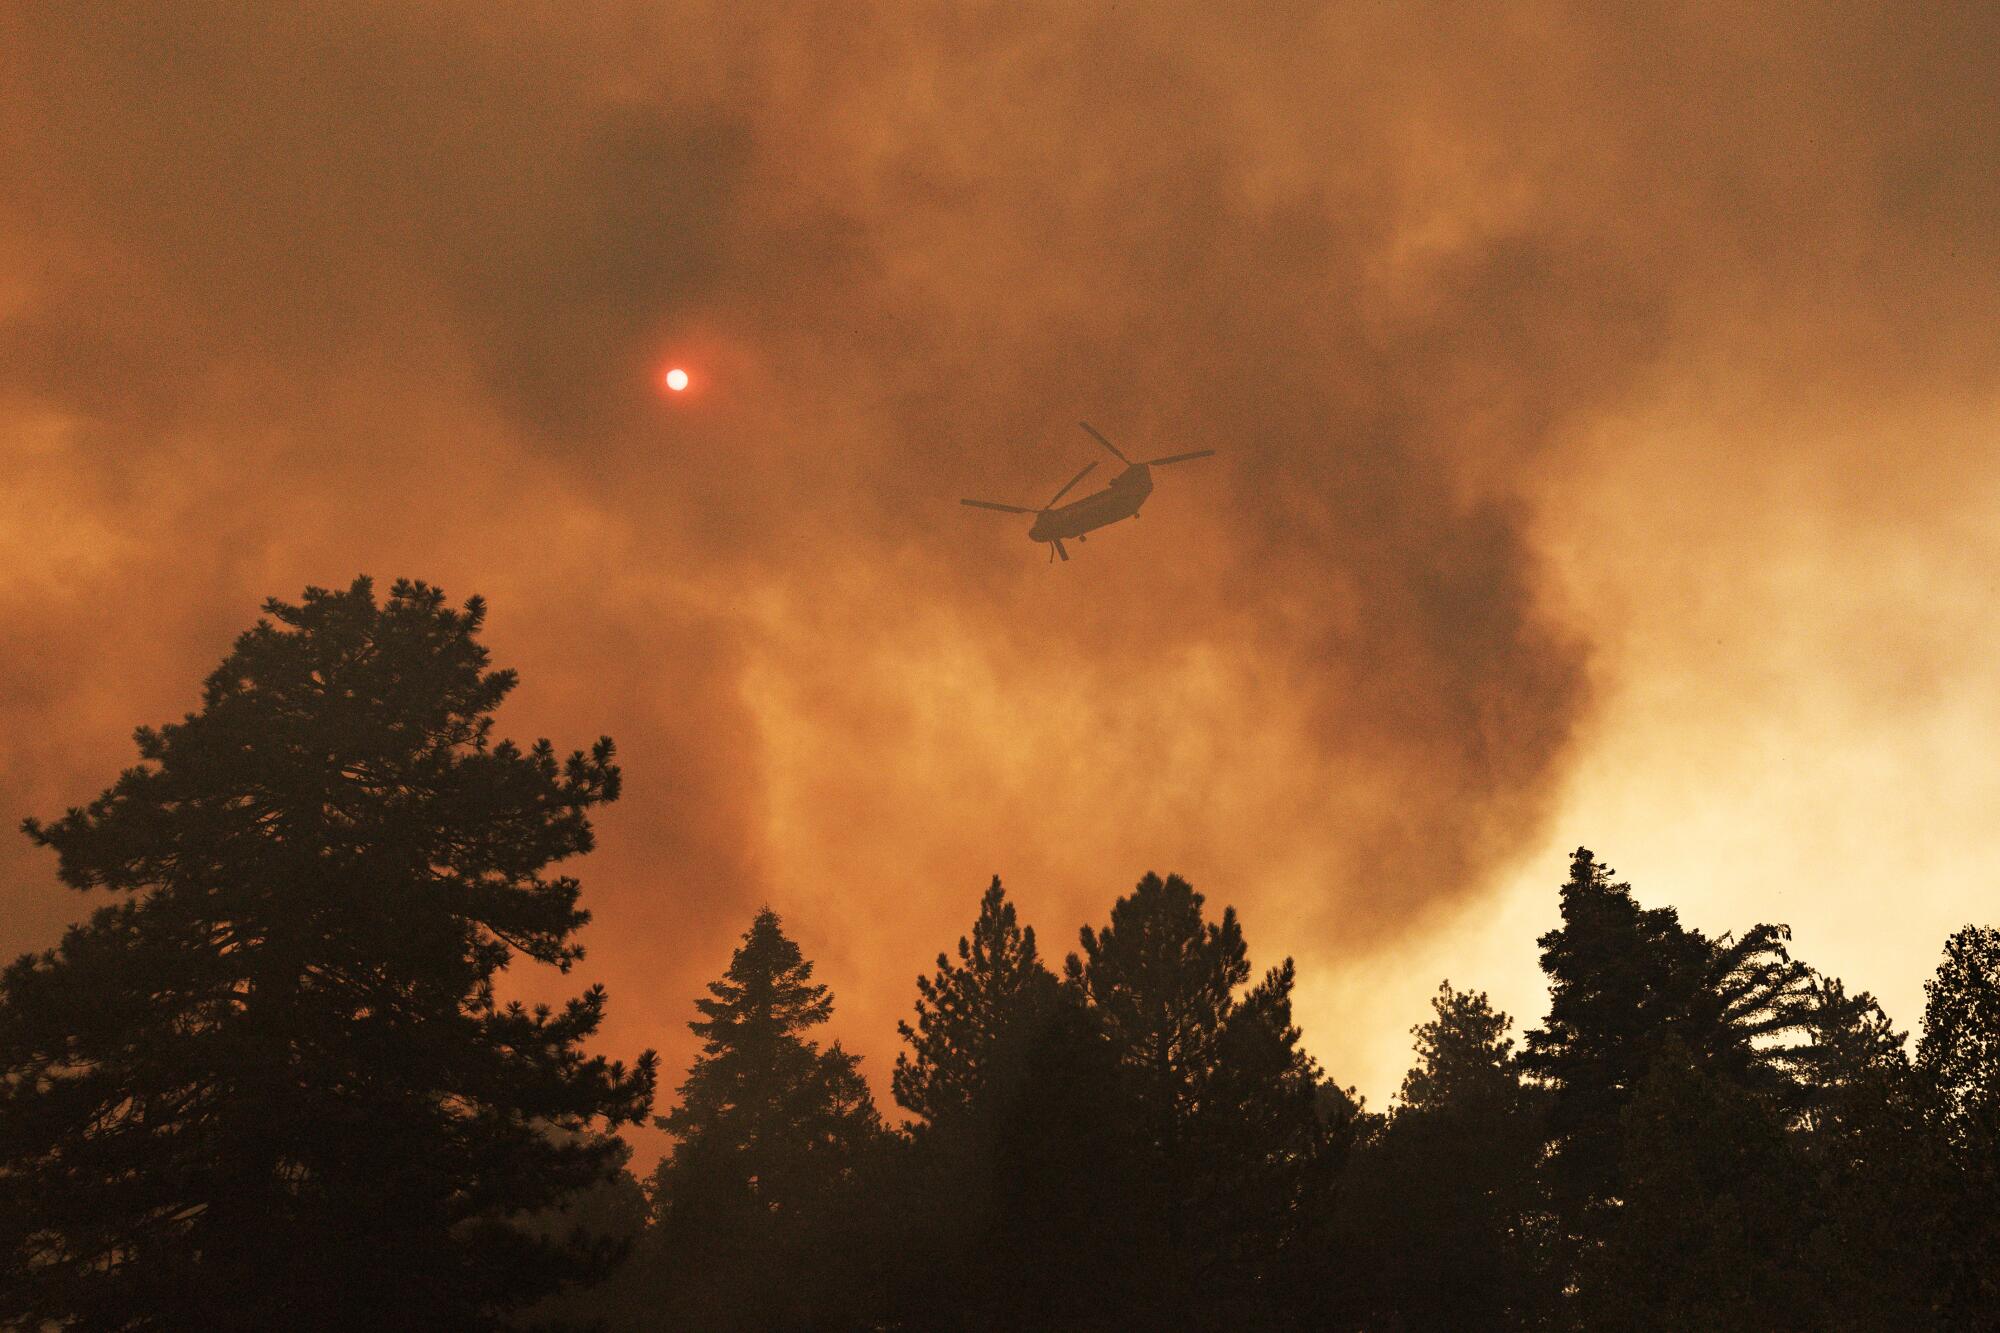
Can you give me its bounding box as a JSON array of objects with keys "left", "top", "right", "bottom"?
[
  {"left": 1789, "top": 979, "right": 1946, "bottom": 1331},
  {"left": 1400, "top": 984, "right": 1528, "bottom": 1114},
  {"left": 894, "top": 875, "right": 1058, "bottom": 1130},
  {"left": 1918, "top": 925, "right": 2000, "bottom": 1147},
  {"left": 984, "top": 996, "right": 1153, "bottom": 1328},
  {"left": 1339, "top": 984, "right": 1550, "bottom": 1331},
  {"left": 1522, "top": 848, "right": 1712, "bottom": 1226},
  {"left": 1067, "top": 872, "right": 1254, "bottom": 1125},
  {"left": 1066, "top": 872, "right": 1331, "bottom": 1321},
  {"left": 512, "top": 1135, "right": 656, "bottom": 1331},
  {"left": 657, "top": 908, "right": 879, "bottom": 1206},
  {"left": 0, "top": 578, "right": 656, "bottom": 1330},
  {"left": 885, "top": 877, "right": 1060, "bottom": 1325},
  {"left": 1580, "top": 1039, "right": 1804, "bottom": 1332},
  {"left": 648, "top": 908, "right": 881, "bottom": 1329},
  {"left": 1522, "top": 848, "right": 1815, "bottom": 1236},
  {"left": 1916, "top": 925, "right": 2000, "bottom": 1323}
]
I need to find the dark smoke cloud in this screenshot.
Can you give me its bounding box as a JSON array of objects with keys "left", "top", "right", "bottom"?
[{"left": 5, "top": 3, "right": 1998, "bottom": 1130}]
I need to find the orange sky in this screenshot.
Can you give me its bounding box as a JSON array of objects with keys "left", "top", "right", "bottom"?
[{"left": 4, "top": 4, "right": 1997, "bottom": 1154}]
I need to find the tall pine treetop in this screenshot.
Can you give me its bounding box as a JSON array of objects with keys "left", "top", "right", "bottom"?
[
  {"left": 0, "top": 576, "right": 655, "bottom": 1329},
  {"left": 1067, "top": 871, "right": 1251, "bottom": 1099},
  {"left": 1398, "top": 983, "right": 1523, "bottom": 1117},
  {"left": 650, "top": 907, "right": 881, "bottom": 1329},
  {"left": 24, "top": 576, "right": 617, "bottom": 975},
  {"left": 661, "top": 907, "right": 877, "bottom": 1173},
  {"left": 1919, "top": 924, "right": 2000, "bottom": 1142},
  {"left": 1525, "top": 846, "right": 1823, "bottom": 1230},
  {"left": 894, "top": 875, "right": 1058, "bottom": 1128},
  {"left": 690, "top": 907, "right": 835, "bottom": 1052},
  {"left": 1064, "top": 871, "right": 1330, "bottom": 1319}
]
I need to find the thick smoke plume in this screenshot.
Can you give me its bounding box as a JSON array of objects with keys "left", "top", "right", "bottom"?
[{"left": 5, "top": 4, "right": 1998, "bottom": 1119}]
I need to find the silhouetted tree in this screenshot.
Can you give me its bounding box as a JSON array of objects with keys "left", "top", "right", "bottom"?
[
  {"left": 511, "top": 1135, "right": 653, "bottom": 1331},
  {"left": 1066, "top": 872, "right": 1333, "bottom": 1325},
  {"left": 981, "top": 994, "right": 1155, "bottom": 1330},
  {"left": 1522, "top": 848, "right": 1816, "bottom": 1253},
  {"left": 0, "top": 578, "right": 656, "bottom": 1331},
  {"left": 1789, "top": 979, "right": 1947, "bottom": 1331},
  {"left": 1578, "top": 1039, "right": 1805, "bottom": 1332},
  {"left": 1337, "top": 984, "right": 1550, "bottom": 1331},
  {"left": 1587, "top": 973, "right": 1951, "bottom": 1332},
  {"left": 886, "top": 876, "right": 1060, "bottom": 1326},
  {"left": 1069, "top": 872, "right": 1251, "bottom": 1121},
  {"left": 1522, "top": 848, "right": 1708, "bottom": 1232},
  {"left": 894, "top": 875, "right": 1059, "bottom": 1131},
  {"left": 1919, "top": 925, "right": 2000, "bottom": 1149},
  {"left": 1917, "top": 924, "right": 2000, "bottom": 1323},
  {"left": 646, "top": 908, "right": 882, "bottom": 1329}
]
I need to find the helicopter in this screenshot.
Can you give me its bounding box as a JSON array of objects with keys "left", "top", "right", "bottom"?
[{"left": 960, "top": 422, "right": 1216, "bottom": 561}]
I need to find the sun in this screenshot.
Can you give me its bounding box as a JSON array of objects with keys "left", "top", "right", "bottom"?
[{"left": 664, "top": 367, "right": 689, "bottom": 392}]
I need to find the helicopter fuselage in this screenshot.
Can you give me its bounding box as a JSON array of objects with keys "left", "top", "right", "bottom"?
[
  {"left": 1028, "top": 465, "right": 1152, "bottom": 543},
  {"left": 961, "top": 423, "right": 1213, "bottom": 562}
]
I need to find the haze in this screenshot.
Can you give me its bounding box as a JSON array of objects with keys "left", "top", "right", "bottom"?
[{"left": 4, "top": 4, "right": 1997, "bottom": 1145}]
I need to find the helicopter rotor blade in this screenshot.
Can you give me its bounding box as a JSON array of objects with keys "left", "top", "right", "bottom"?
[
  {"left": 1144, "top": 449, "right": 1217, "bottom": 466},
  {"left": 1043, "top": 461, "right": 1098, "bottom": 510},
  {"left": 1078, "top": 421, "right": 1130, "bottom": 465},
  {"left": 961, "top": 498, "right": 1036, "bottom": 514}
]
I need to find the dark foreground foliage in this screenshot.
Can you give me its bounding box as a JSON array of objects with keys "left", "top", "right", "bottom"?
[
  {"left": 0, "top": 580, "right": 656, "bottom": 1330},
  {"left": 4, "top": 579, "right": 1998, "bottom": 1330},
  {"left": 536, "top": 857, "right": 1999, "bottom": 1333}
]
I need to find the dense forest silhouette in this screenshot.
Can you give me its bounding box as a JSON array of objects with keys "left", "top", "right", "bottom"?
[{"left": 4, "top": 579, "right": 1998, "bottom": 1330}]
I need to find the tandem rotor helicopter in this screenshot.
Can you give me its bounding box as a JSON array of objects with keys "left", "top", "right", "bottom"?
[{"left": 960, "top": 422, "right": 1216, "bottom": 562}]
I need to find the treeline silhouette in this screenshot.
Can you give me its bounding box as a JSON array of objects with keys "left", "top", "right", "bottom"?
[{"left": 3, "top": 578, "right": 1997, "bottom": 1331}]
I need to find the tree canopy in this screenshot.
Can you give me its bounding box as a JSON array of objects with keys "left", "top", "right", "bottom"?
[
  {"left": 894, "top": 874, "right": 1058, "bottom": 1132},
  {"left": 0, "top": 578, "right": 654, "bottom": 1330},
  {"left": 647, "top": 907, "right": 883, "bottom": 1329},
  {"left": 1918, "top": 925, "right": 2000, "bottom": 1322},
  {"left": 6, "top": 581, "right": 1998, "bottom": 1331},
  {"left": 1064, "top": 872, "right": 1335, "bottom": 1324}
]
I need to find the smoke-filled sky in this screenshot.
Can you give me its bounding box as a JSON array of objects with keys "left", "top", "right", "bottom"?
[{"left": 5, "top": 3, "right": 1998, "bottom": 1149}]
